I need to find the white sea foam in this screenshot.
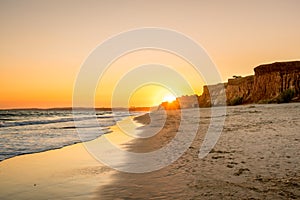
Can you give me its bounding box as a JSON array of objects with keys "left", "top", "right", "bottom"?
[{"left": 0, "top": 110, "right": 135, "bottom": 161}]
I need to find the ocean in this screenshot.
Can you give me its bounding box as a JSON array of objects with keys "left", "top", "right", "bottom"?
[{"left": 0, "top": 109, "right": 136, "bottom": 161}]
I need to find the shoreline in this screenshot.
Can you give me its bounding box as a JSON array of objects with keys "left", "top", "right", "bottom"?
[
  {"left": 0, "top": 140, "right": 111, "bottom": 199},
  {"left": 0, "top": 111, "right": 148, "bottom": 163},
  {"left": 0, "top": 129, "right": 112, "bottom": 163},
  {"left": 0, "top": 115, "right": 141, "bottom": 200}
]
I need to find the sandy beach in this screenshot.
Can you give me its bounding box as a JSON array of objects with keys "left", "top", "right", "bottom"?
[
  {"left": 98, "top": 103, "right": 300, "bottom": 199},
  {"left": 0, "top": 104, "right": 299, "bottom": 199}
]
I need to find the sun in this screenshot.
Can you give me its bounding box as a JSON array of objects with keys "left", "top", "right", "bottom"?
[{"left": 162, "top": 94, "right": 176, "bottom": 103}]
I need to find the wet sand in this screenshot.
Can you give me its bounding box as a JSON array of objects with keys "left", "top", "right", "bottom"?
[
  {"left": 98, "top": 104, "right": 300, "bottom": 199},
  {"left": 0, "top": 141, "right": 114, "bottom": 199},
  {"left": 0, "top": 119, "right": 137, "bottom": 200}
]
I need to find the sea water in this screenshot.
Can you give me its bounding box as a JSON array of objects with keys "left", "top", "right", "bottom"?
[{"left": 0, "top": 109, "right": 136, "bottom": 161}]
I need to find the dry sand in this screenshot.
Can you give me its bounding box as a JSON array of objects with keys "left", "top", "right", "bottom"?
[{"left": 98, "top": 104, "right": 300, "bottom": 199}]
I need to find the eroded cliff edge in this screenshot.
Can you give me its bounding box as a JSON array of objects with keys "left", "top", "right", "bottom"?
[{"left": 199, "top": 61, "right": 300, "bottom": 107}]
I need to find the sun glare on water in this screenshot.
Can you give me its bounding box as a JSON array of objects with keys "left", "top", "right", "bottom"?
[{"left": 162, "top": 95, "right": 176, "bottom": 103}]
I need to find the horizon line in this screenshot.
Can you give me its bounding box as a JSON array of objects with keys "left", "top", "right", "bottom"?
[{"left": 0, "top": 106, "right": 155, "bottom": 111}]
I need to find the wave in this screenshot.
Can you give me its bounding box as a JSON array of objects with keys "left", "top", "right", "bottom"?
[
  {"left": 0, "top": 110, "right": 140, "bottom": 162},
  {"left": 0, "top": 117, "right": 84, "bottom": 128},
  {"left": 0, "top": 115, "right": 124, "bottom": 128}
]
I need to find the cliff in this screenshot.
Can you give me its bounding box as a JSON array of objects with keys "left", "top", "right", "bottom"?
[
  {"left": 160, "top": 95, "right": 198, "bottom": 110},
  {"left": 177, "top": 95, "right": 199, "bottom": 108},
  {"left": 198, "top": 61, "right": 300, "bottom": 106},
  {"left": 160, "top": 61, "right": 300, "bottom": 109},
  {"left": 198, "top": 83, "right": 227, "bottom": 107},
  {"left": 252, "top": 61, "right": 300, "bottom": 102},
  {"left": 226, "top": 75, "right": 254, "bottom": 104}
]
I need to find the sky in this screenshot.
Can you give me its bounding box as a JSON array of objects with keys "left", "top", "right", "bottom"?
[{"left": 1, "top": 0, "right": 300, "bottom": 108}]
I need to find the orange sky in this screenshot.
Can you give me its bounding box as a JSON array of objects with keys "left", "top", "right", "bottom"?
[{"left": 1, "top": 0, "right": 300, "bottom": 108}]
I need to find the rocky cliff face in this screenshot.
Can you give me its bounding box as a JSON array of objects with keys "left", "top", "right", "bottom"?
[
  {"left": 226, "top": 75, "right": 254, "bottom": 104},
  {"left": 251, "top": 61, "right": 300, "bottom": 102},
  {"left": 177, "top": 95, "right": 199, "bottom": 108},
  {"left": 198, "top": 61, "right": 300, "bottom": 106},
  {"left": 160, "top": 61, "right": 300, "bottom": 109},
  {"left": 198, "top": 83, "right": 227, "bottom": 107}
]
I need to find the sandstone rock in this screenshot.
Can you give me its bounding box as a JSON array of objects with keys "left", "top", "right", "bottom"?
[
  {"left": 160, "top": 61, "right": 300, "bottom": 109},
  {"left": 198, "top": 83, "right": 227, "bottom": 107},
  {"left": 252, "top": 61, "right": 300, "bottom": 102},
  {"left": 199, "top": 61, "right": 300, "bottom": 106},
  {"left": 226, "top": 75, "right": 254, "bottom": 104}
]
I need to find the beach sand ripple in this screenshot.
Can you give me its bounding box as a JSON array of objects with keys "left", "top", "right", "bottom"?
[{"left": 98, "top": 104, "right": 300, "bottom": 199}]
